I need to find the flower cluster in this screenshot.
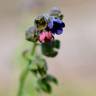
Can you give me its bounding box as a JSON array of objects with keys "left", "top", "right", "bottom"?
[
  {"left": 18, "top": 8, "right": 65, "bottom": 96},
  {"left": 26, "top": 7, "right": 65, "bottom": 43}
]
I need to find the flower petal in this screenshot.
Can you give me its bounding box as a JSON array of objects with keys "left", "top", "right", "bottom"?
[
  {"left": 60, "top": 22, "right": 65, "bottom": 28},
  {"left": 56, "top": 29, "right": 63, "bottom": 35},
  {"left": 48, "top": 20, "right": 53, "bottom": 29}
]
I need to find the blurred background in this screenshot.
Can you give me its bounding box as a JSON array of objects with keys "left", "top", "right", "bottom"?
[{"left": 0, "top": 0, "right": 96, "bottom": 96}]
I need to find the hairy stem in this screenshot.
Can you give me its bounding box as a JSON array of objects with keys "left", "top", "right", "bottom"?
[{"left": 18, "top": 43, "right": 37, "bottom": 96}]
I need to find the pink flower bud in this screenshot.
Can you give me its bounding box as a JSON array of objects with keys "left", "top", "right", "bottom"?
[{"left": 39, "top": 31, "right": 53, "bottom": 43}]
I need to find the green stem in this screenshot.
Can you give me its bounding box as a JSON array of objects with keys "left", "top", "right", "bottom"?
[
  {"left": 31, "top": 43, "right": 37, "bottom": 56},
  {"left": 18, "top": 43, "right": 37, "bottom": 96},
  {"left": 18, "top": 67, "right": 29, "bottom": 96}
]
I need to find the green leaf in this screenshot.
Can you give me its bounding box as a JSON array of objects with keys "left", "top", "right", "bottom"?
[
  {"left": 37, "top": 58, "right": 47, "bottom": 69},
  {"left": 29, "top": 62, "right": 38, "bottom": 75},
  {"left": 45, "top": 75, "right": 58, "bottom": 84},
  {"left": 41, "top": 42, "right": 58, "bottom": 57},
  {"left": 29, "top": 63, "right": 38, "bottom": 70},
  {"left": 38, "top": 67, "right": 47, "bottom": 77},
  {"left": 29, "top": 56, "right": 48, "bottom": 77},
  {"left": 53, "top": 40, "right": 60, "bottom": 49},
  {"left": 38, "top": 79, "right": 52, "bottom": 94},
  {"left": 22, "top": 49, "right": 33, "bottom": 60},
  {"left": 36, "top": 57, "right": 48, "bottom": 77},
  {"left": 49, "top": 51, "right": 58, "bottom": 57}
]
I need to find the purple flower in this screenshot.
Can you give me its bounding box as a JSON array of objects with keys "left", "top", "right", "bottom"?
[{"left": 47, "top": 16, "right": 65, "bottom": 35}]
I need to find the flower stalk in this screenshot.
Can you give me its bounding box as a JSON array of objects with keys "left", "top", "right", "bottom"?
[{"left": 18, "top": 43, "right": 37, "bottom": 96}]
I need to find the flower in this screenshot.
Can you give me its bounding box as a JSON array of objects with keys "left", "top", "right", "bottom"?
[
  {"left": 39, "top": 31, "right": 53, "bottom": 43},
  {"left": 26, "top": 26, "right": 38, "bottom": 42},
  {"left": 46, "top": 16, "right": 65, "bottom": 35},
  {"left": 34, "top": 15, "right": 48, "bottom": 31},
  {"left": 50, "top": 7, "right": 64, "bottom": 20}
]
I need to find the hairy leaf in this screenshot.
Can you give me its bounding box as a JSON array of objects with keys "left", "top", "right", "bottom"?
[{"left": 38, "top": 79, "right": 52, "bottom": 94}]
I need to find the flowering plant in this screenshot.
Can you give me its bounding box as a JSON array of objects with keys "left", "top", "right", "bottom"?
[{"left": 17, "top": 7, "right": 65, "bottom": 96}]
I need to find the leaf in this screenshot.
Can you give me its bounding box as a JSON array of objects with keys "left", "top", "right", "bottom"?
[
  {"left": 37, "top": 58, "right": 47, "bottom": 69},
  {"left": 29, "top": 56, "right": 48, "bottom": 76},
  {"left": 22, "top": 49, "right": 33, "bottom": 60},
  {"left": 29, "top": 63, "right": 38, "bottom": 75},
  {"left": 29, "top": 63, "right": 38, "bottom": 70},
  {"left": 49, "top": 51, "right": 58, "bottom": 57},
  {"left": 38, "top": 67, "right": 47, "bottom": 77},
  {"left": 41, "top": 42, "right": 58, "bottom": 57},
  {"left": 45, "top": 75, "right": 58, "bottom": 84},
  {"left": 53, "top": 40, "right": 60, "bottom": 49},
  {"left": 38, "top": 79, "right": 52, "bottom": 94},
  {"left": 36, "top": 57, "right": 48, "bottom": 77}
]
